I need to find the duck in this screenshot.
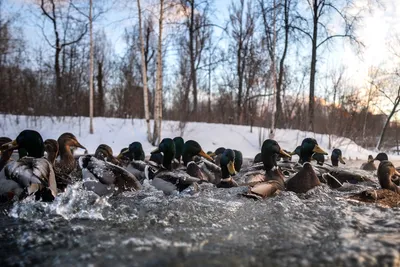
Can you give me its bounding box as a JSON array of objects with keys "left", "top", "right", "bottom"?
[
  {"left": 349, "top": 160, "right": 400, "bottom": 208},
  {"left": 79, "top": 144, "right": 142, "bottom": 196},
  {"left": 118, "top": 142, "right": 145, "bottom": 163},
  {"left": 209, "top": 147, "right": 226, "bottom": 166},
  {"left": 253, "top": 153, "right": 262, "bottom": 164},
  {"left": 291, "top": 145, "right": 325, "bottom": 166},
  {"left": 94, "top": 144, "right": 121, "bottom": 165},
  {"left": 182, "top": 140, "right": 214, "bottom": 166},
  {"left": 330, "top": 148, "right": 345, "bottom": 167},
  {"left": 146, "top": 138, "right": 202, "bottom": 194},
  {"left": 56, "top": 132, "right": 87, "bottom": 174},
  {"left": 0, "top": 130, "right": 57, "bottom": 201},
  {"left": 0, "top": 137, "right": 23, "bottom": 202},
  {"left": 360, "top": 155, "right": 376, "bottom": 171},
  {"left": 212, "top": 149, "right": 238, "bottom": 188},
  {"left": 44, "top": 139, "right": 59, "bottom": 165},
  {"left": 286, "top": 138, "right": 328, "bottom": 193},
  {"left": 374, "top": 152, "right": 388, "bottom": 162},
  {"left": 242, "top": 139, "right": 292, "bottom": 199}
]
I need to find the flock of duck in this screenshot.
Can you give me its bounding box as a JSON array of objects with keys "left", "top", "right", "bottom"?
[{"left": 0, "top": 129, "right": 400, "bottom": 207}]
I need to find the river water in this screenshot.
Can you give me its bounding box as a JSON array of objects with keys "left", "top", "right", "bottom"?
[{"left": 1, "top": 160, "right": 400, "bottom": 267}]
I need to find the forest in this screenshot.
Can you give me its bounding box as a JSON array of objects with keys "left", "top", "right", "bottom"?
[{"left": 1, "top": 0, "right": 400, "bottom": 150}]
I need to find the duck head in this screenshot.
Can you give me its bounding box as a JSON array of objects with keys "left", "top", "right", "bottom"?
[
  {"left": 374, "top": 152, "right": 388, "bottom": 162},
  {"left": 58, "top": 133, "right": 87, "bottom": 153},
  {"left": 367, "top": 155, "right": 374, "bottom": 163},
  {"left": 173, "top": 137, "right": 184, "bottom": 162},
  {"left": 299, "top": 138, "right": 327, "bottom": 163},
  {"left": 1, "top": 130, "right": 44, "bottom": 158},
  {"left": 95, "top": 144, "right": 117, "bottom": 163},
  {"left": 209, "top": 147, "right": 226, "bottom": 157},
  {"left": 312, "top": 153, "right": 325, "bottom": 166},
  {"left": 220, "top": 149, "right": 237, "bottom": 178},
  {"left": 261, "top": 139, "right": 291, "bottom": 171},
  {"left": 182, "top": 140, "right": 213, "bottom": 166},
  {"left": 331, "top": 148, "right": 345, "bottom": 166},
  {"left": 152, "top": 138, "right": 175, "bottom": 170},
  {"left": 128, "top": 142, "right": 145, "bottom": 161}
]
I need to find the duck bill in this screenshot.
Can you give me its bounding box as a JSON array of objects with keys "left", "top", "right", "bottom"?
[
  {"left": 339, "top": 156, "right": 346, "bottom": 164},
  {"left": 198, "top": 149, "right": 214, "bottom": 161},
  {"left": 394, "top": 169, "right": 400, "bottom": 177},
  {"left": 0, "top": 140, "right": 18, "bottom": 152},
  {"left": 279, "top": 149, "right": 291, "bottom": 158},
  {"left": 227, "top": 160, "right": 237, "bottom": 175},
  {"left": 75, "top": 141, "right": 87, "bottom": 151},
  {"left": 117, "top": 148, "right": 129, "bottom": 159},
  {"left": 208, "top": 152, "right": 216, "bottom": 157},
  {"left": 313, "top": 145, "right": 328, "bottom": 155}
]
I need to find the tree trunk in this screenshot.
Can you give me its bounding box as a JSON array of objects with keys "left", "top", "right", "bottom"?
[
  {"left": 376, "top": 87, "right": 400, "bottom": 150},
  {"left": 137, "top": 0, "right": 152, "bottom": 142},
  {"left": 89, "top": 0, "right": 94, "bottom": 134},
  {"left": 269, "top": 0, "right": 277, "bottom": 140},
  {"left": 152, "top": 0, "right": 164, "bottom": 145},
  {"left": 308, "top": 0, "right": 318, "bottom": 132},
  {"left": 189, "top": 0, "right": 198, "bottom": 116},
  {"left": 96, "top": 60, "right": 104, "bottom": 116}
]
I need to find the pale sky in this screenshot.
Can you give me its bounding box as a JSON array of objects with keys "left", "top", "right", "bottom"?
[{"left": 3, "top": 0, "right": 400, "bottom": 99}]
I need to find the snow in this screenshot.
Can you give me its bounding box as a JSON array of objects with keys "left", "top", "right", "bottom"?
[{"left": 0, "top": 114, "right": 399, "bottom": 160}]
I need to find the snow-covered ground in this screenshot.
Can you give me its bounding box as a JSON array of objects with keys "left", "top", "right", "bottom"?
[{"left": 1, "top": 114, "right": 399, "bottom": 161}]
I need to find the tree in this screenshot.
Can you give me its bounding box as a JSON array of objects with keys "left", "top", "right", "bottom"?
[
  {"left": 152, "top": 0, "right": 165, "bottom": 145},
  {"left": 89, "top": 0, "right": 94, "bottom": 134},
  {"left": 292, "top": 0, "right": 362, "bottom": 131},
  {"left": 137, "top": 0, "right": 152, "bottom": 142},
  {"left": 39, "top": 0, "right": 88, "bottom": 115}
]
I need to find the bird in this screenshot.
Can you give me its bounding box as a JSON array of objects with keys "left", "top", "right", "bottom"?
[
  {"left": 374, "top": 152, "right": 388, "bottom": 162},
  {"left": 79, "top": 144, "right": 142, "bottom": 196},
  {"left": 242, "top": 139, "right": 292, "bottom": 199},
  {"left": 377, "top": 160, "right": 400, "bottom": 194},
  {"left": 118, "top": 142, "right": 145, "bottom": 163},
  {"left": 330, "top": 148, "right": 346, "bottom": 167},
  {"left": 215, "top": 149, "right": 238, "bottom": 188},
  {"left": 173, "top": 137, "right": 185, "bottom": 164},
  {"left": 286, "top": 138, "right": 328, "bottom": 193},
  {"left": 360, "top": 155, "right": 376, "bottom": 171},
  {"left": 0, "top": 130, "right": 57, "bottom": 202},
  {"left": 182, "top": 140, "right": 214, "bottom": 166}
]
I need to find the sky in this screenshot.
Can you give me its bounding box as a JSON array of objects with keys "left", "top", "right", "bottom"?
[{"left": 3, "top": 0, "right": 400, "bottom": 99}]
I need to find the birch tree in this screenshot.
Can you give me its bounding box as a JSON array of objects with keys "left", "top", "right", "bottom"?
[
  {"left": 137, "top": 0, "right": 152, "bottom": 142},
  {"left": 89, "top": 0, "right": 94, "bottom": 134},
  {"left": 152, "top": 0, "right": 164, "bottom": 145}
]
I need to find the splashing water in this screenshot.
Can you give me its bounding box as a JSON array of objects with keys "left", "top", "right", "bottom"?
[{"left": 1, "top": 169, "right": 400, "bottom": 266}]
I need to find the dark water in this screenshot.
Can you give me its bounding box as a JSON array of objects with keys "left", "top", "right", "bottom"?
[{"left": 1, "top": 170, "right": 400, "bottom": 267}]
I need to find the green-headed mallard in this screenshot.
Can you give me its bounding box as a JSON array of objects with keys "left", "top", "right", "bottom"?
[
  {"left": 330, "top": 148, "right": 345, "bottom": 167},
  {"left": 215, "top": 149, "right": 238, "bottom": 188},
  {"left": 182, "top": 140, "right": 214, "bottom": 166},
  {"left": 209, "top": 147, "right": 226, "bottom": 166},
  {"left": 292, "top": 145, "right": 325, "bottom": 166},
  {"left": 253, "top": 153, "right": 262, "bottom": 164},
  {"left": 242, "top": 139, "right": 291, "bottom": 199},
  {"left": 374, "top": 152, "right": 388, "bottom": 162},
  {"left": 146, "top": 138, "right": 202, "bottom": 194},
  {"left": 0, "top": 130, "right": 57, "bottom": 201},
  {"left": 117, "top": 143, "right": 148, "bottom": 183},
  {"left": 118, "top": 142, "right": 145, "bottom": 163},
  {"left": 361, "top": 155, "right": 376, "bottom": 171},
  {"left": 286, "top": 138, "right": 328, "bottom": 193}
]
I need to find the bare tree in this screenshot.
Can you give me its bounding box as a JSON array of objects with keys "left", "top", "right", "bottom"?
[
  {"left": 292, "top": 0, "right": 363, "bottom": 131},
  {"left": 89, "top": 0, "right": 94, "bottom": 134},
  {"left": 152, "top": 0, "right": 164, "bottom": 145},
  {"left": 137, "top": 0, "right": 152, "bottom": 142},
  {"left": 39, "top": 0, "right": 88, "bottom": 115}
]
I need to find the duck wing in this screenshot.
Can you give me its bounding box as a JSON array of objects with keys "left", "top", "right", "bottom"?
[
  {"left": 79, "top": 155, "right": 141, "bottom": 192},
  {"left": 5, "top": 158, "right": 57, "bottom": 201}
]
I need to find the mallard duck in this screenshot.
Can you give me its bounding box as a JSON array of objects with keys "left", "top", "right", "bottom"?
[
  {"left": 292, "top": 145, "right": 325, "bottom": 165},
  {"left": 377, "top": 160, "right": 400, "bottom": 194},
  {"left": 209, "top": 147, "right": 226, "bottom": 166},
  {"left": 330, "top": 149, "right": 345, "bottom": 167},
  {"left": 57, "top": 133, "right": 87, "bottom": 174},
  {"left": 215, "top": 149, "right": 238, "bottom": 188},
  {"left": 118, "top": 142, "right": 145, "bottom": 163},
  {"left": 182, "top": 140, "right": 214, "bottom": 166},
  {"left": 0, "top": 130, "right": 57, "bottom": 201},
  {"left": 242, "top": 139, "right": 291, "bottom": 199},
  {"left": 146, "top": 138, "right": 202, "bottom": 194},
  {"left": 360, "top": 155, "right": 376, "bottom": 171},
  {"left": 349, "top": 160, "right": 400, "bottom": 208},
  {"left": 286, "top": 138, "right": 328, "bottom": 193},
  {"left": 79, "top": 144, "right": 142, "bottom": 196},
  {"left": 94, "top": 144, "right": 120, "bottom": 165}
]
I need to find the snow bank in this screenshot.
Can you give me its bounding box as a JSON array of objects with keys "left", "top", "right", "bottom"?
[{"left": 0, "top": 115, "right": 397, "bottom": 160}]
